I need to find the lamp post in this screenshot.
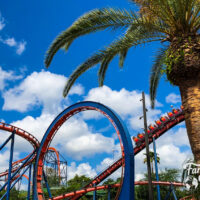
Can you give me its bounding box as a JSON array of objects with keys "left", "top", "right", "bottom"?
[{"left": 141, "top": 92, "right": 154, "bottom": 200}]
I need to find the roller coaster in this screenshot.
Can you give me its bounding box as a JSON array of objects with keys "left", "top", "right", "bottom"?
[{"left": 0, "top": 101, "right": 188, "bottom": 199}]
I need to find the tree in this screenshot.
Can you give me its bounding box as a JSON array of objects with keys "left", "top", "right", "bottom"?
[
  {"left": 67, "top": 175, "right": 91, "bottom": 190},
  {"left": 45, "top": 1, "right": 200, "bottom": 163},
  {"left": 143, "top": 151, "right": 160, "bottom": 174}
]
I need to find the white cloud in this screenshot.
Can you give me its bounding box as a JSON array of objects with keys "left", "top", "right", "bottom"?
[
  {"left": 68, "top": 162, "right": 97, "bottom": 180},
  {"left": 157, "top": 144, "right": 190, "bottom": 168},
  {"left": 12, "top": 112, "right": 115, "bottom": 161},
  {"left": 156, "top": 126, "right": 190, "bottom": 148},
  {"left": 166, "top": 93, "right": 181, "bottom": 104},
  {"left": 63, "top": 133, "right": 115, "bottom": 160},
  {"left": 0, "top": 37, "right": 27, "bottom": 55},
  {"left": 0, "top": 14, "right": 5, "bottom": 31},
  {"left": 84, "top": 86, "right": 162, "bottom": 131},
  {"left": 96, "top": 157, "right": 122, "bottom": 180},
  {"left": 0, "top": 150, "right": 20, "bottom": 173},
  {"left": 16, "top": 41, "right": 26, "bottom": 55},
  {"left": 0, "top": 13, "right": 26, "bottom": 54},
  {"left": 0, "top": 66, "right": 22, "bottom": 91},
  {"left": 3, "top": 70, "right": 84, "bottom": 113},
  {"left": 4, "top": 38, "right": 17, "bottom": 47}
]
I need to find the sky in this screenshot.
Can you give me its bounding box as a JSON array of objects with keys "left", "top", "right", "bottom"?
[{"left": 0, "top": 0, "right": 192, "bottom": 191}]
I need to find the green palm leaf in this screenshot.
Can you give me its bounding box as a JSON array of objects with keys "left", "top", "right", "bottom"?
[
  {"left": 150, "top": 47, "right": 167, "bottom": 108},
  {"left": 98, "top": 55, "right": 115, "bottom": 87},
  {"left": 63, "top": 53, "right": 103, "bottom": 97},
  {"left": 45, "top": 8, "right": 136, "bottom": 68},
  {"left": 63, "top": 21, "right": 164, "bottom": 97}
]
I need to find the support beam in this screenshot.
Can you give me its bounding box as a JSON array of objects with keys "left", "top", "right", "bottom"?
[
  {"left": 153, "top": 137, "right": 161, "bottom": 200},
  {"left": 43, "top": 170, "right": 52, "bottom": 198},
  {"left": 27, "top": 164, "right": 32, "bottom": 200},
  {"left": 142, "top": 92, "right": 154, "bottom": 200},
  {"left": 6, "top": 130, "right": 15, "bottom": 200},
  {"left": 93, "top": 184, "right": 97, "bottom": 200}
]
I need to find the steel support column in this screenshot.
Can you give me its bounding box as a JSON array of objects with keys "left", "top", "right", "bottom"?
[
  {"left": 27, "top": 164, "right": 32, "bottom": 200},
  {"left": 0, "top": 134, "right": 12, "bottom": 151},
  {"left": 6, "top": 130, "right": 15, "bottom": 200},
  {"left": 153, "top": 137, "right": 161, "bottom": 200},
  {"left": 43, "top": 170, "right": 52, "bottom": 198},
  {"left": 108, "top": 185, "right": 111, "bottom": 200},
  {"left": 93, "top": 183, "right": 97, "bottom": 200}
]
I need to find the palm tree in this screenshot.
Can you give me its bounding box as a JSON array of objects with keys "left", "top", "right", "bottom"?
[
  {"left": 143, "top": 151, "right": 160, "bottom": 174},
  {"left": 45, "top": 0, "right": 200, "bottom": 163}
]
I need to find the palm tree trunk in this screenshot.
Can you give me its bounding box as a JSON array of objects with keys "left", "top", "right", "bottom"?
[{"left": 179, "top": 77, "right": 200, "bottom": 163}]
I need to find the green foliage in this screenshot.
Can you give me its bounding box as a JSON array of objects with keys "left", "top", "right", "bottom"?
[
  {"left": 0, "top": 169, "right": 194, "bottom": 199},
  {"left": 67, "top": 174, "right": 91, "bottom": 190},
  {"left": 43, "top": 174, "right": 92, "bottom": 199},
  {"left": 45, "top": 8, "right": 136, "bottom": 68},
  {"left": 135, "top": 168, "right": 190, "bottom": 200},
  {"left": 163, "top": 47, "right": 185, "bottom": 75},
  {"left": 45, "top": 167, "right": 60, "bottom": 187},
  {"left": 0, "top": 188, "right": 22, "bottom": 200},
  {"left": 143, "top": 150, "right": 160, "bottom": 174}
]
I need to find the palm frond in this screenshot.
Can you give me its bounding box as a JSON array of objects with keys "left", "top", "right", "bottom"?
[
  {"left": 98, "top": 55, "right": 115, "bottom": 86},
  {"left": 63, "top": 53, "right": 104, "bottom": 97},
  {"left": 150, "top": 47, "right": 168, "bottom": 108},
  {"left": 62, "top": 18, "right": 164, "bottom": 97},
  {"left": 119, "top": 48, "right": 128, "bottom": 68},
  {"left": 45, "top": 8, "right": 136, "bottom": 68}
]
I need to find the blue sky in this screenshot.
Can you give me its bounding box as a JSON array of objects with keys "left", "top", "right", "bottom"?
[{"left": 0, "top": 0, "right": 192, "bottom": 190}]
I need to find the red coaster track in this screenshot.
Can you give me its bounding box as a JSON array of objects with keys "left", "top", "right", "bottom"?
[
  {"left": 49, "top": 181, "right": 185, "bottom": 200},
  {"left": 48, "top": 107, "right": 185, "bottom": 200},
  {"left": 0, "top": 122, "right": 40, "bottom": 178},
  {"left": 0, "top": 106, "right": 186, "bottom": 199}
]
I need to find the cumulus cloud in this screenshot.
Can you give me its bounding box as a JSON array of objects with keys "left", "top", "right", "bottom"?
[
  {"left": 96, "top": 157, "right": 122, "bottom": 180},
  {"left": 3, "top": 71, "right": 84, "bottom": 113},
  {"left": 166, "top": 93, "right": 181, "bottom": 104},
  {"left": 64, "top": 133, "right": 115, "bottom": 160},
  {"left": 0, "top": 66, "right": 22, "bottom": 91},
  {"left": 0, "top": 150, "right": 20, "bottom": 173},
  {"left": 4, "top": 38, "right": 17, "bottom": 47},
  {"left": 68, "top": 162, "right": 97, "bottom": 180},
  {"left": 12, "top": 112, "right": 115, "bottom": 161},
  {"left": 156, "top": 126, "right": 190, "bottom": 148},
  {"left": 84, "top": 86, "right": 162, "bottom": 131},
  {"left": 157, "top": 144, "right": 189, "bottom": 168}
]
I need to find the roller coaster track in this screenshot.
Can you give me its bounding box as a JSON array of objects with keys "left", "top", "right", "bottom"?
[
  {"left": 33, "top": 101, "right": 135, "bottom": 200},
  {"left": 0, "top": 102, "right": 186, "bottom": 200},
  {"left": 0, "top": 122, "right": 40, "bottom": 178},
  {"left": 49, "top": 181, "right": 185, "bottom": 200},
  {"left": 32, "top": 101, "right": 185, "bottom": 200},
  {"left": 55, "top": 107, "right": 185, "bottom": 200}
]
